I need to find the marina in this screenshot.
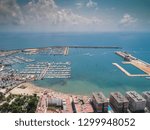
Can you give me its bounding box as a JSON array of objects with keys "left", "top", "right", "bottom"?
[
  {"left": 0, "top": 43, "right": 150, "bottom": 97},
  {"left": 20, "top": 62, "right": 71, "bottom": 80},
  {"left": 0, "top": 47, "right": 72, "bottom": 92},
  {"left": 0, "top": 67, "right": 36, "bottom": 94},
  {"left": 0, "top": 50, "right": 20, "bottom": 57},
  {"left": 0, "top": 55, "right": 34, "bottom": 65}
]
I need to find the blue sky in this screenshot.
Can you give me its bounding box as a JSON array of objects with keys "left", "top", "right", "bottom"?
[{"left": 0, "top": 0, "right": 150, "bottom": 32}]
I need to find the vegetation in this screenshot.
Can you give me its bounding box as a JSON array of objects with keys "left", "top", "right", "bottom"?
[
  {"left": 0, "top": 92, "right": 5, "bottom": 102},
  {"left": 0, "top": 94, "right": 39, "bottom": 113}
]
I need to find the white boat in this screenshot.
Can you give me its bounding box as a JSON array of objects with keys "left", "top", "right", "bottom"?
[{"left": 146, "top": 77, "right": 150, "bottom": 80}]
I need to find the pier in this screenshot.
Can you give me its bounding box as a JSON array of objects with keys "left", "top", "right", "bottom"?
[
  {"left": 1, "top": 45, "right": 121, "bottom": 53},
  {"left": 130, "top": 60, "right": 150, "bottom": 74},
  {"left": 114, "top": 51, "right": 150, "bottom": 77},
  {"left": 66, "top": 45, "right": 121, "bottom": 49},
  {"left": 15, "top": 56, "right": 34, "bottom": 62},
  {"left": 23, "top": 46, "right": 120, "bottom": 56},
  {"left": 1, "top": 45, "right": 121, "bottom": 58},
  {"left": 38, "top": 64, "right": 49, "bottom": 80},
  {"left": 64, "top": 47, "right": 69, "bottom": 55},
  {"left": 112, "top": 63, "right": 149, "bottom": 77},
  {"left": 20, "top": 62, "right": 71, "bottom": 79}
]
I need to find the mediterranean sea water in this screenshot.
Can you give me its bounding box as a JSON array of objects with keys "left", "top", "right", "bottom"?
[{"left": 0, "top": 32, "right": 150, "bottom": 96}]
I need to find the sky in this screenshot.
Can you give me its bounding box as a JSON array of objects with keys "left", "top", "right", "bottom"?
[{"left": 0, "top": 0, "right": 150, "bottom": 32}]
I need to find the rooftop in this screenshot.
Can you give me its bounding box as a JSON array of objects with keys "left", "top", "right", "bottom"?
[
  {"left": 110, "top": 92, "right": 128, "bottom": 103},
  {"left": 93, "top": 92, "right": 107, "bottom": 104},
  {"left": 73, "top": 96, "right": 93, "bottom": 113},
  {"left": 126, "top": 91, "right": 146, "bottom": 102},
  {"left": 142, "top": 91, "right": 150, "bottom": 98}
]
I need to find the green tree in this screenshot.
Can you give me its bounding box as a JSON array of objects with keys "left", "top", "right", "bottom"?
[
  {"left": 0, "top": 102, "right": 9, "bottom": 113},
  {"left": 0, "top": 92, "right": 5, "bottom": 102}
]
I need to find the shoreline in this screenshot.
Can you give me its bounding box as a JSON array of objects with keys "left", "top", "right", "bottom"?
[{"left": 9, "top": 82, "right": 86, "bottom": 97}]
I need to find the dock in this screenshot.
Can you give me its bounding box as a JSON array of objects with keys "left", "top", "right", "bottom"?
[
  {"left": 0, "top": 56, "right": 34, "bottom": 65},
  {"left": 112, "top": 63, "right": 149, "bottom": 77},
  {"left": 114, "top": 51, "right": 150, "bottom": 78},
  {"left": 20, "top": 62, "right": 71, "bottom": 79},
  {"left": 64, "top": 47, "right": 69, "bottom": 55},
  {"left": 38, "top": 65, "right": 49, "bottom": 80}
]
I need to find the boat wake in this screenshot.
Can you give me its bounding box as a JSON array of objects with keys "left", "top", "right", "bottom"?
[{"left": 83, "top": 53, "right": 94, "bottom": 56}]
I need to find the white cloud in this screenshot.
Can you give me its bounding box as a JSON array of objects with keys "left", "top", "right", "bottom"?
[
  {"left": 86, "top": 0, "right": 97, "bottom": 8},
  {"left": 0, "top": 0, "right": 102, "bottom": 29},
  {"left": 0, "top": 0, "right": 24, "bottom": 25},
  {"left": 120, "top": 14, "right": 137, "bottom": 26},
  {"left": 76, "top": 2, "right": 83, "bottom": 9}
]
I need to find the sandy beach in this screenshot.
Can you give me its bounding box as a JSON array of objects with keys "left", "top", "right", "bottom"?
[
  {"left": 9, "top": 82, "right": 44, "bottom": 96},
  {"left": 9, "top": 82, "right": 73, "bottom": 98}
]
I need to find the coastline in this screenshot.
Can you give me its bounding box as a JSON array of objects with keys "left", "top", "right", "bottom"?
[{"left": 9, "top": 82, "right": 85, "bottom": 97}]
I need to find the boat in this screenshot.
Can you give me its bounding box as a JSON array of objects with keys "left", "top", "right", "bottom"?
[{"left": 146, "top": 77, "right": 150, "bottom": 80}]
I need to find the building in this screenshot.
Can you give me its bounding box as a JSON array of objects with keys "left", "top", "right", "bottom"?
[
  {"left": 92, "top": 92, "right": 108, "bottom": 113},
  {"left": 142, "top": 91, "right": 150, "bottom": 111},
  {"left": 62, "top": 97, "right": 73, "bottom": 113},
  {"left": 126, "top": 91, "right": 146, "bottom": 112},
  {"left": 47, "top": 98, "right": 62, "bottom": 107},
  {"left": 110, "top": 92, "right": 129, "bottom": 113},
  {"left": 72, "top": 96, "right": 94, "bottom": 113}
]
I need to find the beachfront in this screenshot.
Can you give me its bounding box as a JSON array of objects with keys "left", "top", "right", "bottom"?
[{"left": 1, "top": 82, "right": 149, "bottom": 113}]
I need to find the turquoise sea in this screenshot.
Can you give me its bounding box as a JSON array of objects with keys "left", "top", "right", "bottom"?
[{"left": 0, "top": 32, "right": 150, "bottom": 96}]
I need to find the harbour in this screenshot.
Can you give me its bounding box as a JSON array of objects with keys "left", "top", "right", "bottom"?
[
  {"left": 0, "top": 55, "right": 34, "bottom": 65},
  {"left": 0, "top": 32, "right": 150, "bottom": 96},
  {"left": 114, "top": 51, "right": 150, "bottom": 78}
]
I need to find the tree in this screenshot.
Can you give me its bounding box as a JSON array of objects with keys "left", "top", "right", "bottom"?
[
  {"left": 0, "top": 92, "right": 5, "bottom": 102},
  {"left": 0, "top": 102, "right": 9, "bottom": 113},
  {"left": 26, "top": 97, "right": 38, "bottom": 113}
]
